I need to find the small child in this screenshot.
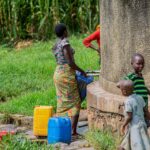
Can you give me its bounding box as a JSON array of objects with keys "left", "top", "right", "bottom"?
[{"left": 118, "top": 80, "right": 150, "bottom": 150}]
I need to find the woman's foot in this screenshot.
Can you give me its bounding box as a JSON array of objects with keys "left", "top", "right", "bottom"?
[
  {"left": 72, "top": 132, "right": 80, "bottom": 136},
  {"left": 72, "top": 132, "right": 83, "bottom": 139}
]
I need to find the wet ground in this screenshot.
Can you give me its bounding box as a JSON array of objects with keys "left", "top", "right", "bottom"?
[{"left": 0, "top": 110, "right": 94, "bottom": 150}]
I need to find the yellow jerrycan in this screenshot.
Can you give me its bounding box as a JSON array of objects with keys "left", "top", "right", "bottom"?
[{"left": 33, "top": 106, "right": 53, "bottom": 136}]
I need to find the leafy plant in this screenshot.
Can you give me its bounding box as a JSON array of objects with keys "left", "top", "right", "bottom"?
[{"left": 0, "top": 0, "right": 100, "bottom": 42}]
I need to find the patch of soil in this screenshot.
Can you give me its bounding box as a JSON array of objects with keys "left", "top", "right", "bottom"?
[{"left": 15, "top": 40, "right": 33, "bottom": 50}]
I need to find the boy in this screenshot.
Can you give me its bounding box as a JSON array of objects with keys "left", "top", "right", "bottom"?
[
  {"left": 124, "top": 53, "right": 150, "bottom": 107},
  {"left": 118, "top": 53, "right": 150, "bottom": 108}
]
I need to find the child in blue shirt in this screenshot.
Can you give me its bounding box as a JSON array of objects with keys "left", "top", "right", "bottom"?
[{"left": 118, "top": 80, "right": 150, "bottom": 150}]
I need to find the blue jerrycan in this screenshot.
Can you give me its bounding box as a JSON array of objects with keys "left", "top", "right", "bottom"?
[
  {"left": 48, "top": 117, "right": 71, "bottom": 144},
  {"left": 76, "top": 71, "right": 94, "bottom": 101}
]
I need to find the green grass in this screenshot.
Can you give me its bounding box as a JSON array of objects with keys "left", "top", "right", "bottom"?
[
  {"left": 0, "top": 36, "right": 99, "bottom": 116},
  {"left": 0, "top": 134, "right": 54, "bottom": 150},
  {"left": 85, "top": 129, "right": 120, "bottom": 150}
]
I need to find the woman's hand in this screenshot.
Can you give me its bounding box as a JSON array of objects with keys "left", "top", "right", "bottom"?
[
  {"left": 97, "top": 48, "right": 101, "bottom": 54},
  {"left": 81, "top": 71, "right": 87, "bottom": 77}
]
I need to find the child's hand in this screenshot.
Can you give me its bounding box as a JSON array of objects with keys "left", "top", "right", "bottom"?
[
  {"left": 118, "top": 103, "right": 124, "bottom": 109},
  {"left": 121, "top": 125, "right": 126, "bottom": 135},
  {"left": 116, "top": 82, "right": 120, "bottom": 88},
  {"left": 147, "top": 88, "right": 150, "bottom": 95}
]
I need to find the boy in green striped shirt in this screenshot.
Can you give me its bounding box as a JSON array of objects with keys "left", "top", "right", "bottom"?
[{"left": 124, "top": 53, "right": 150, "bottom": 108}]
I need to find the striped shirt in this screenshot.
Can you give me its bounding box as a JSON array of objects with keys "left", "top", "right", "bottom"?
[{"left": 124, "top": 73, "right": 148, "bottom": 107}]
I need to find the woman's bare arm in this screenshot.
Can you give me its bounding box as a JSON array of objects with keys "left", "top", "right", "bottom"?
[{"left": 63, "top": 45, "right": 86, "bottom": 76}]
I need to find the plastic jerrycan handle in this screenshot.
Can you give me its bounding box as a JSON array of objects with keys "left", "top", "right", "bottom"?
[
  {"left": 64, "top": 118, "right": 70, "bottom": 125},
  {"left": 87, "top": 76, "right": 93, "bottom": 84}
]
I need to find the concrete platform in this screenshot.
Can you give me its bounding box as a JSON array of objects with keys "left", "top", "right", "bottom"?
[
  {"left": 87, "top": 81, "right": 150, "bottom": 133},
  {"left": 87, "top": 81, "right": 125, "bottom": 133}
]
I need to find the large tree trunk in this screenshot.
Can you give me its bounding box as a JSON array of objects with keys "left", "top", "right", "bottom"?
[{"left": 100, "top": 0, "right": 150, "bottom": 94}]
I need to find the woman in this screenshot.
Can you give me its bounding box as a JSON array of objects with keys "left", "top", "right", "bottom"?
[{"left": 52, "top": 23, "right": 86, "bottom": 136}]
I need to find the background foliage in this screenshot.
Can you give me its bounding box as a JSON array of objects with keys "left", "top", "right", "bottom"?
[
  {"left": 0, "top": 0, "right": 100, "bottom": 42},
  {"left": 0, "top": 36, "right": 99, "bottom": 115}
]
